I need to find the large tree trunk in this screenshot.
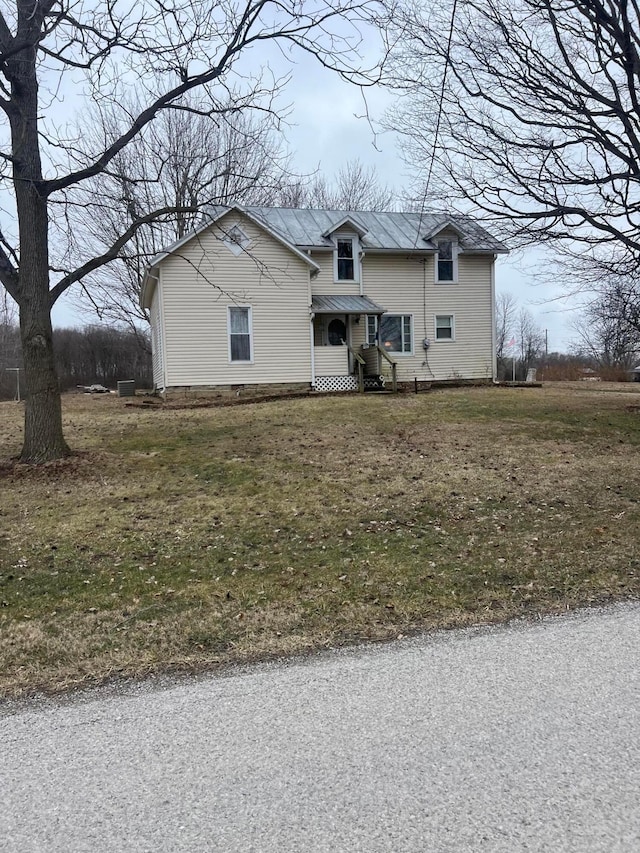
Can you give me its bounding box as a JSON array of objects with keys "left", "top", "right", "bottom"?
[
  {"left": 19, "top": 288, "right": 69, "bottom": 463},
  {"left": 9, "top": 18, "right": 70, "bottom": 463}
]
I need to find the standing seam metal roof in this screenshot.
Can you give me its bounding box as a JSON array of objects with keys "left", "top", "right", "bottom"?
[
  {"left": 311, "top": 295, "right": 387, "bottom": 314},
  {"left": 204, "top": 205, "right": 508, "bottom": 254}
]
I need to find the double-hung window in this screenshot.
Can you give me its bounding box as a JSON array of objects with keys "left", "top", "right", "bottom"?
[
  {"left": 435, "top": 314, "right": 454, "bottom": 340},
  {"left": 367, "top": 315, "right": 378, "bottom": 345},
  {"left": 367, "top": 314, "right": 412, "bottom": 354},
  {"left": 436, "top": 239, "right": 458, "bottom": 283},
  {"left": 228, "top": 306, "right": 252, "bottom": 362},
  {"left": 335, "top": 236, "right": 358, "bottom": 281}
]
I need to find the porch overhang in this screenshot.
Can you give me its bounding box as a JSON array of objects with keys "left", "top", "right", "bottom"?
[{"left": 311, "top": 295, "right": 386, "bottom": 315}]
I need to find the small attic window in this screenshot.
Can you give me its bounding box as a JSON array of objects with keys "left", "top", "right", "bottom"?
[{"left": 222, "top": 225, "right": 250, "bottom": 256}]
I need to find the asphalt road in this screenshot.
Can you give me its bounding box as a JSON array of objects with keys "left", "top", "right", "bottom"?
[{"left": 2, "top": 603, "right": 640, "bottom": 852}]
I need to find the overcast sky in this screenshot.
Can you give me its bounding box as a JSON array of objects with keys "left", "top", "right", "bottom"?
[{"left": 50, "top": 43, "right": 582, "bottom": 353}]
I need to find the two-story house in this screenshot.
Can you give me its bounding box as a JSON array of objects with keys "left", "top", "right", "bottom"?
[{"left": 141, "top": 204, "right": 508, "bottom": 394}]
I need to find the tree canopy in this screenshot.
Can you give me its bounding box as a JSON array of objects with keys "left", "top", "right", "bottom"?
[{"left": 388, "top": 0, "right": 640, "bottom": 272}]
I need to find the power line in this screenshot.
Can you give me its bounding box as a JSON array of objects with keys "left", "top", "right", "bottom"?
[{"left": 422, "top": 0, "right": 459, "bottom": 203}]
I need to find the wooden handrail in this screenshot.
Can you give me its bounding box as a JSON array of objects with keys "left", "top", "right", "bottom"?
[
  {"left": 343, "top": 341, "right": 365, "bottom": 393},
  {"left": 376, "top": 345, "right": 395, "bottom": 366},
  {"left": 343, "top": 341, "right": 366, "bottom": 365},
  {"left": 375, "top": 345, "right": 398, "bottom": 392}
]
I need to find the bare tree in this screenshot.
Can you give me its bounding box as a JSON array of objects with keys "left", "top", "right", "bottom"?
[
  {"left": 387, "top": 0, "right": 640, "bottom": 269},
  {"left": 571, "top": 279, "right": 640, "bottom": 369},
  {"left": 516, "top": 308, "right": 545, "bottom": 372},
  {"left": 0, "top": 291, "right": 20, "bottom": 399},
  {"left": 0, "top": 0, "right": 387, "bottom": 462},
  {"left": 278, "top": 159, "right": 395, "bottom": 210},
  {"left": 495, "top": 292, "right": 517, "bottom": 361}
]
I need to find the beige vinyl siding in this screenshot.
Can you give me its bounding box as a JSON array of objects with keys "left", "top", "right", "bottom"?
[
  {"left": 361, "top": 253, "right": 495, "bottom": 382},
  {"left": 349, "top": 315, "right": 367, "bottom": 351},
  {"left": 314, "top": 346, "right": 350, "bottom": 376},
  {"left": 160, "top": 213, "right": 312, "bottom": 387},
  {"left": 149, "top": 283, "right": 165, "bottom": 390},
  {"left": 309, "top": 252, "right": 361, "bottom": 297}
]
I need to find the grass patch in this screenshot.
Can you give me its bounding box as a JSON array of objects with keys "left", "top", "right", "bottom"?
[{"left": 1, "top": 382, "right": 640, "bottom": 696}]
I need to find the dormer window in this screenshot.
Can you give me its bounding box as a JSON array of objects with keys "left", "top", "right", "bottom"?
[
  {"left": 337, "top": 238, "right": 354, "bottom": 280},
  {"left": 334, "top": 235, "right": 359, "bottom": 282},
  {"left": 436, "top": 239, "right": 458, "bottom": 283}
]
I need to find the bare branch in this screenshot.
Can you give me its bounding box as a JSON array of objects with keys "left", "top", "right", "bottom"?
[
  {"left": 0, "top": 244, "right": 19, "bottom": 300},
  {"left": 49, "top": 205, "right": 199, "bottom": 305},
  {"left": 388, "top": 0, "right": 640, "bottom": 269}
]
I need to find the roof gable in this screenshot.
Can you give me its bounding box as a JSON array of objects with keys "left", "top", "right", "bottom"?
[
  {"left": 321, "top": 214, "right": 369, "bottom": 239},
  {"left": 148, "top": 204, "right": 320, "bottom": 272},
  {"left": 141, "top": 204, "right": 320, "bottom": 307},
  {"left": 422, "top": 219, "right": 465, "bottom": 243}
]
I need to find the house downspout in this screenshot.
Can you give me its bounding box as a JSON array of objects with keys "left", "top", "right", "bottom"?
[
  {"left": 145, "top": 269, "right": 165, "bottom": 393},
  {"left": 157, "top": 267, "right": 169, "bottom": 394},
  {"left": 308, "top": 260, "right": 316, "bottom": 388},
  {"left": 310, "top": 311, "right": 316, "bottom": 387},
  {"left": 359, "top": 250, "right": 364, "bottom": 378},
  {"left": 490, "top": 254, "right": 497, "bottom": 382}
]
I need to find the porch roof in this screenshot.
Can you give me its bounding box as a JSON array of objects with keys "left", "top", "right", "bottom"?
[{"left": 311, "top": 295, "right": 386, "bottom": 315}]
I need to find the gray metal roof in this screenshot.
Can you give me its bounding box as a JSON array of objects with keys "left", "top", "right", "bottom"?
[
  {"left": 311, "top": 295, "right": 387, "bottom": 314},
  {"left": 205, "top": 205, "right": 508, "bottom": 254}
]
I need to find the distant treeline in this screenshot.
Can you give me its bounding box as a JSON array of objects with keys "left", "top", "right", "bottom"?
[
  {"left": 497, "top": 351, "right": 632, "bottom": 383},
  {"left": 0, "top": 324, "right": 152, "bottom": 400}
]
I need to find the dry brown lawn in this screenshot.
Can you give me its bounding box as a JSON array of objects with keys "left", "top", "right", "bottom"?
[{"left": 1, "top": 382, "right": 640, "bottom": 697}]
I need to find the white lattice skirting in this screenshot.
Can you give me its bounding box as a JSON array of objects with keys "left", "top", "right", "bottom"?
[{"left": 314, "top": 375, "right": 359, "bottom": 392}]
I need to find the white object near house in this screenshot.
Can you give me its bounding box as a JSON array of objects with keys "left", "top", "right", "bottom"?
[{"left": 141, "top": 205, "right": 508, "bottom": 395}]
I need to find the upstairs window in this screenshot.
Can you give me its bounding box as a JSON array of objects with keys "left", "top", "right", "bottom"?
[
  {"left": 436, "top": 239, "right": 458, "bottom": 283},
  {"left": 337, "top": 238, "right": 354, "bottom": 280},
  {"left": 228, "top": 306, "right": 252, "bottom": 362},
  {"left": 334, "top": 236, "right": 360, "bottom": 282}
]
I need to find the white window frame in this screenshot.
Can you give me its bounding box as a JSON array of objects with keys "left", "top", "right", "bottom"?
[
  {"left": 227, "top": 305, "right": 253, "bottom": 363},
  {"left": 222, "top": 224, "right": 251, "bottom": 256},
  {"left": 434, "top": 314, "right": 455, "bottom": 342},
  {"left": 435, "top": 238, "right": 459, "bottom": 284},
  {"left": 367, "top": 313, "right": 413, "bottom": 355},
  {"left": 333, "top": 233, "right": 360, "bottom": 283},
  {"left": 366, "top": 314, "right": 378, "bottom": 346}
]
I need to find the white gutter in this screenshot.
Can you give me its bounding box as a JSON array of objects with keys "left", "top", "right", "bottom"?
[
  {"left": 140, "top": 267, "right": 159, "bottom": 310},
  {"left": 158, "top": 267, "right": 168, "bottom": 393},
  {"left": 490, "top": 254, "right": 497, "bottom": 382},
  {"left": 310, "top": 313, "right": 316, "bottom": 387}
]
